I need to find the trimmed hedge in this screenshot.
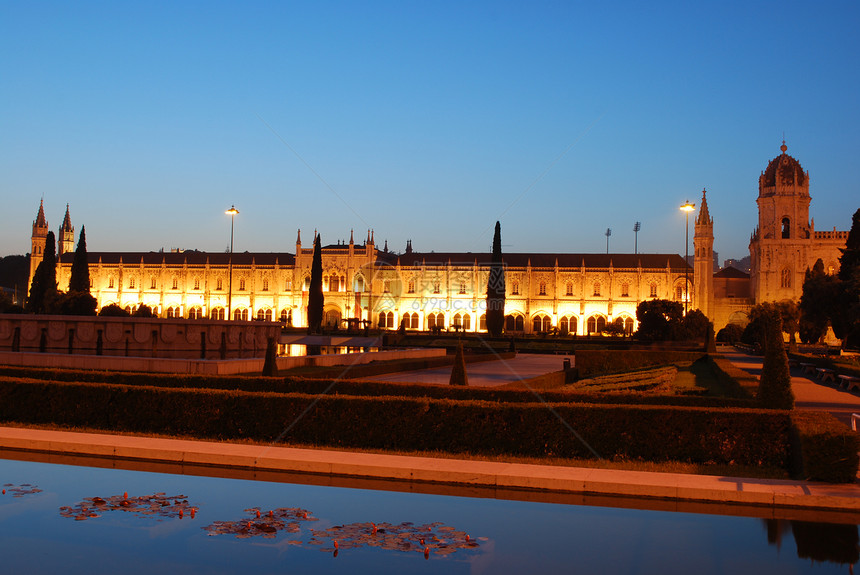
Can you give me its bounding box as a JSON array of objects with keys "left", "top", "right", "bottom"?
[
  {"left": 575, "top": 350, "right": 705, "bottom": 378},
  {"left": 790, "top": 411, "right": 860, "bottom": 483},
  {"left": 0, "top": 365, "right": 755, "bottom": 408},
  {"left": 0, "top": 376, "right": 791, "bottom": 468},
  {"left": 706, "top": 355, "right": 757, "bottom": 399}
]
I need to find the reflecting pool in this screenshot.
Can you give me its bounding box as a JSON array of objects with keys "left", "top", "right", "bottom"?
[{"left": 0, "top": 456, "right": 857, "bottom": 574}]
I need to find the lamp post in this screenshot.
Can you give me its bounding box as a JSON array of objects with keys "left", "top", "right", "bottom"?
[
  {"left": 680, "top": 200, "right": 695, "bottom": 314},
  {"left": 226, "top": 205, "right": 239, "bottom": 320}
]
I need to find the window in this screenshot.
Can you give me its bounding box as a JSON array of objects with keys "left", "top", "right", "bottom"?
[
  {"left": 532, "top": 314, "right": 551, "bottom": 333},
  {"left": 329, "top": 275, "right": 339, "bottom": 292},
  {"left": 650, "top": 282, "right": 657, "bottom": 297},
  {"left": 354, "top": 276, "right": 364, "bottom": 292},
  {"left": 383, "top": 280, "right": 390, "bottom": 293},
  {"left": 403, "top": 312, "right": 419, "bottom": 329},
  {"left": 211, "top": 307, "right": 225, "bottom": 320},
  {"left": 621, "top": 282, "right": 629, "bottom": 297},
  {"left": 303, "top": 277, "right": 310, "bottom": 291},
  {"left": 239, "top": 278, "right": 246, "bottom": 291},
  {"left": 433, "top": 280, "right": 440, "bottom": 294},
  {"left": 587, "top": 315, "right": 606, "bottom": 334},
  {"left": 378, "top": 311, "right": 394, "bottom": 329},
  {"left": 194, "top": 278, "right": 200, "bottom": 290},
  {"left": 593, "top": 282, "right": 601, "bottom": 297},
  {"left": 565, "top": 282, "right": 573, "bottom": 296},
  {"left": 453, "top": 313, "right": 471, "bottom": 330},
  {"left": 233, "top": 308, "right": 249, "bottom": 321},
  {"left": 172, "top": 278, "right": 178, "bottom": 290},
  {"left": 511, "top": 281, "right": 519, "bottom": 295},
  {"left": 479, "top": 313, "right": 487, "bottom": 331},
  {"left": 781, "top": 217, "right": 791, "bottom": 239},
  {"left": 284, "top": 280, "right": 292, "bottom": 291},
  {"left": 781, "top": 267, "right": 791, "bottom": 288},
  {"left": 150, "top": 277, "right": 157, "bottom": 289},
  {"left": 676, "top": 286, "right": 684, "bottom": 300},
  {"left": 407, "top": 279, "right": 415, "bottom": 294},
  {"left": 216, "top": 278, "right": 223, "bottom": 291},
  {"left": 257, "top": 308, "right": 272, "bottom": 321},
  {"left": 262, "top": 278, "right": 269, "bottom": 291},
  {"left": 129, "top": 277, "right": 135, "bottom": 289},
  {"left": 166, "top": 306, "right": 180, "bottom": 318},
  {"left": 108, "top": 277, "right": 114, "bottom": 289},
  {"left": 427, "top": 312, "right": 445, "bottom": 331},
  {"left": 560, "top": 316, "right": 577, "bottom": 335},
  {"left": 505, "top": 314, "right": 524, "bottom": 331},
  {"left": 188, "top": 306, "right": 202, "bottom": 320},
  {"left": 459, "top": 281, "right": 467, "bottom": 295},
  {"left": 539, "top": 281, "right": 546, "bottom": 296}
]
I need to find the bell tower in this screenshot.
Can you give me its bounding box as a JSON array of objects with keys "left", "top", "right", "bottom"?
[
  {"left": 30, "top": 199, "right": 49, "bottom": 284},
  {"left": 58, "top": 204, "right": 75, "bottom": 256},
  {"left": 750, "top": 141, "right": 811, "bottom": 302},
  {"left": 693, "top": 189, "right": 714, "bottom": 319}
]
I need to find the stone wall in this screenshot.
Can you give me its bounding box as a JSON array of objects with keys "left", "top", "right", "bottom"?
[{"left": 0, "top": 314, "right": 280, "bottom": 359}]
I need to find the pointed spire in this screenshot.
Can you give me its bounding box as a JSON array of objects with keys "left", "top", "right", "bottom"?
[
  {"left": 35, "top": 198, "right": 47, "bottom": 228},
  {"left": 349, "top": 229, "right": 354, "bottom": 244},
  {"left": 371, "top": 229, "right": 375, "bottom": 244},
  {"left": 383, "top": 239, "right": 388, "bottom": 252},
  {"left": 296, "top": 229, "right": 301, "bottom": 245},
  {"left": 696, "top": 188, "right": 712, "bottom": 226},
  {"left": 61, "top": 204, "right": 72, "bottom": 231}
]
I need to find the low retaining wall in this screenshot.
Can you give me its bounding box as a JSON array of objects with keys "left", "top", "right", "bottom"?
[{"left": 0, "top": 314, "right": 279, "bottom": 359}]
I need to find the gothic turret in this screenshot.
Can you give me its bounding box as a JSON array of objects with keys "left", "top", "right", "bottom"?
[
  {"left": 30, "top": 199, "right": 49, "bottom": 283},
  {"left": 58, "top": 204, "right": 75, "bottom": 256},
  {"left": 693, "top": 189, "right": 714, "bottom": 318}
]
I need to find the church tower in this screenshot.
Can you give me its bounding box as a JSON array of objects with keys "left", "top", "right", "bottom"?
[
  {"left": 693, "top": 189, "right": 714, "bottom": 319},
  {"left": 58, "top": 204, "right": 75, "bottom": 256},
  {"left": 749, "top": 141, "right": 811, "bottom": 303},
  {"left": 30, "top": 199, "right": 49, "bottom": 283}
]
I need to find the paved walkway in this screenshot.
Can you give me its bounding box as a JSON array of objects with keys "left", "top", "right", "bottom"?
[
  {"left": 364, "top": 353, "right": 569, "bottom": 386},
  {"left": 1, "top": 426, "right": 860, "bottom": 514},
  {"left": 721, "top": 348, "right": 860, "bottom": 427}
]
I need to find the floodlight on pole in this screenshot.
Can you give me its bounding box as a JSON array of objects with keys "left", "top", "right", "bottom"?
[
  {"left": 633, "top": 221, "right": 641, "bottom": 254},
  {"left": 226, "top": 205, "right": 239, "bottom": 320},
  {"left": 605, "top": 228, "right": 612, "bottom": 254},
  {"left": 680, "top": 201, "right": 695, "bottom": 314}
]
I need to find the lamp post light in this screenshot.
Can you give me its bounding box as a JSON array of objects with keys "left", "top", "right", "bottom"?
[
  {"left": 680, "top": 200, "right": 695, "bottom": 314},
  {"left": 226, "top": 205, "right": 239, "bottom": 321}
]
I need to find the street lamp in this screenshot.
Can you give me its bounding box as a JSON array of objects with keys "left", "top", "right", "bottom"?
[
  {"left": 226, "top": 205, "right": 239, "bottom": 320},
  {"left": 680, "top": 200, "right": 695, "bottom": 314}
]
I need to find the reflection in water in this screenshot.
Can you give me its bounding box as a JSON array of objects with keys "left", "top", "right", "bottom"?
[
  {"left": 764, "top": 519, "right": 860, "bottom": 567},
  {"left": 59, "top": 492, "right": 197, "bottom": 522}
]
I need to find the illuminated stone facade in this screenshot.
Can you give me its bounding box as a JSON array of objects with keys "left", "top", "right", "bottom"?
[{"left": 29, "top": 142, "right": 847, "bottom": 334}]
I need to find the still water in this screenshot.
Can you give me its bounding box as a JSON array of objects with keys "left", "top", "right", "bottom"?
[{"left": 0, "top": 456, "right": 857, "bottom": 574}]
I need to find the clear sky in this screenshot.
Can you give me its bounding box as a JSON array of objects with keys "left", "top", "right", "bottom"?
[{"left": 2, "top": 1, "right": 858, "bottom": 261}]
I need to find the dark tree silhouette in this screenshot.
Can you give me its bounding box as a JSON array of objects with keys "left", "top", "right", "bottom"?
[
  {"left": 757, "top": 307, "right": 795, "bottom": 410},
  {"left": 26, "top": 231, "right": 57, "bottom": 313},
  {"left": 634, "top": 299, "right": 683, "bottom": 341},
  {"left": 449, "top": 340, "right": 469, "bottom": 386},
  {"left": 307, "top": 233, "right": 324, "bottom": 334},
  {"left": 486, "top": 221, "right": 505, "bottom": 337},
  {"left": 837, "top": 208, "right": 860, "bottom": 282},
  {"left": 68, "top": 225, "right": 90, "bottom": 293},
  {"left": 799, "top": 259, "right": 839, "bottom": 343}
]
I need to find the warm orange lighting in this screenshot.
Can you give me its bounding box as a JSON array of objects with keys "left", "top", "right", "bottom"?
[
  {"left": 680, "top": 201, "right": 695, "bottom": 212},
  {"left": 226, "top": 206, "right": 239, "bottom": 216}
]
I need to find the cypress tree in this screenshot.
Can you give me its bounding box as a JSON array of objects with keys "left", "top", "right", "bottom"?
[
  {"left": 26, "top": 231, "right": 57, "bottom": 314},
  {"left": 485, "top": 221, "right": 506, "bottom": 337},
  {"left": 307, "top": 233, "right": 324, "bottom": 334},
  {"left": 757, "top": 308, "right": 795, "bottom": 410},
  {"left": 837, "top": 208, "right": 860, "bottom": 282},
  {"left": 68, "top": 225, "right": 90, "bottom": 293},
  {"left": 449, "top": 340, "right": 469, "bottom": 386}
]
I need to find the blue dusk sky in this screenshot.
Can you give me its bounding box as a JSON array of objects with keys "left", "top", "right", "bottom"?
[{"left": 2, "top": 1, "right": 858, "bottom": 261}]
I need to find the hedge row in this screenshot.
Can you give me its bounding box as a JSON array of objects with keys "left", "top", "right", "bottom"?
[
  {"left": 287, "top": 352, "right": 516, "bottom": 380},
  {"left": 706, "top": 355, "right": 758, "bottom": 399},
  {"left": 574, "top": 350, "right": 705, "bottom": 378},
  {"left": 790, "top": 411, "right": 860, "bottom": 483},
  {"left": 0, "top": 376, "right": 791, "bottom": 469},
  {"left": 0, "top": 365, "right": 754, "bottom": 408}
]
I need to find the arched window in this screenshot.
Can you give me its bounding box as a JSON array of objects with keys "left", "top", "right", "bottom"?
[
  {"left": 407, "top": 279, "right": 415, "bottom": 294},
  {"left": 280, "top": 308, "right": 291, "bottom": 324},
  {"left": 479, "top": 313, "right": 487, "bottom": 331},
  {"left": 539, "top": 281, "right": 547, "bottom": 296},
  {"left": 128, "top": 277, "right": 135, "bottom": 289},
  {"left": 433, "top": 280, "right": 440, "bottom": 294},
  {"left": 452, "top": 313, "right": 471, "bottom": 331},
  {"left": 560, "top": 316, "right": 577, "bottom": 335},
  {"left": 427, "top": 312, "right": 444, "bottom": 331},
  {"left": 216, "top": 278, "right": 222, "bottom": 290},
  {"left": 233, "top": 308, "right": 248, "bottom": 321},
  {"left": 378, "top": 311, "right": 395, "bottom": 329},
  {"left": 593, "top": 282, "right": 601, "bottom": 296},
  {"left": 621, "top": 282, "right": 629, "bottom": 297},
  {"left": 256, "top": 308, "right": 272, "bottom": 321},
  {"left": 409, "top": 312, "right": 419, "bottom": 329},
  {"left": 262, "top": 278, "right": 269, "bottom": 291},
  {"left": 124, "top": 305, "right": 133, "bottom": 314},
  {"left": 171, "top": 277, "right": 178, "bottom": 290},
  {"left": 781, "top": 217, "right": 791, "bottom": 239},
  {"left": 587, "top": 315, "right": 606, "bottom": 334},
  {"left": 150, "top": 276, "right": 157, "bottom": 289},
  {"left": 211, "top": 307, "right": 225, "bottom": 320},
  {"left": 624, "top": 316, "right": 634, "bottom": 335},
  {"left": 108, "top": 277, "right": 115, "bottom": 289},
  {"left": 650, "top": 282, "right": 658, "bottom": 297},
  {"left": 194, "top": 278, "right": 200, "bottom": 290},
  {"left": 676, "top": 286, "right": 684, "bottom": 300},
  {"left": 303, "top": 277, "right": 310, "bottom": 291},
  {"left": 188, "top": 306, "right": 202, "bottom": 320},
  {"left": 459, "top": 281, "right": 467, "bottom": 294},
  {"left": 166, "top": 306, "right": 180, "bottom": 318},
  {"left": 511, "top": 281, "right": 520, "bottom": 295},
  {"left": 329, "top": 275, "right": 339, "bottom": 292},
  {"left": 239, "top": 278, "right": 246, "bottom": 291},
  {"left": 532, "top": 314, "right": 551, "bottom": 333},
  {"left": 383, "top": 280, "right": 391, "bottom": 293},
  {"left": 354, "top": 276, "right": 364, "bottom": 292},
  {"left": 781, "top": 267, "right": 791, "bottom": 288},
  {"left": 565, "top": 282, "right": 574, "bottom": 296},
  {"left": 505, "top": 314, "right": 524, "bottom": 331}
]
